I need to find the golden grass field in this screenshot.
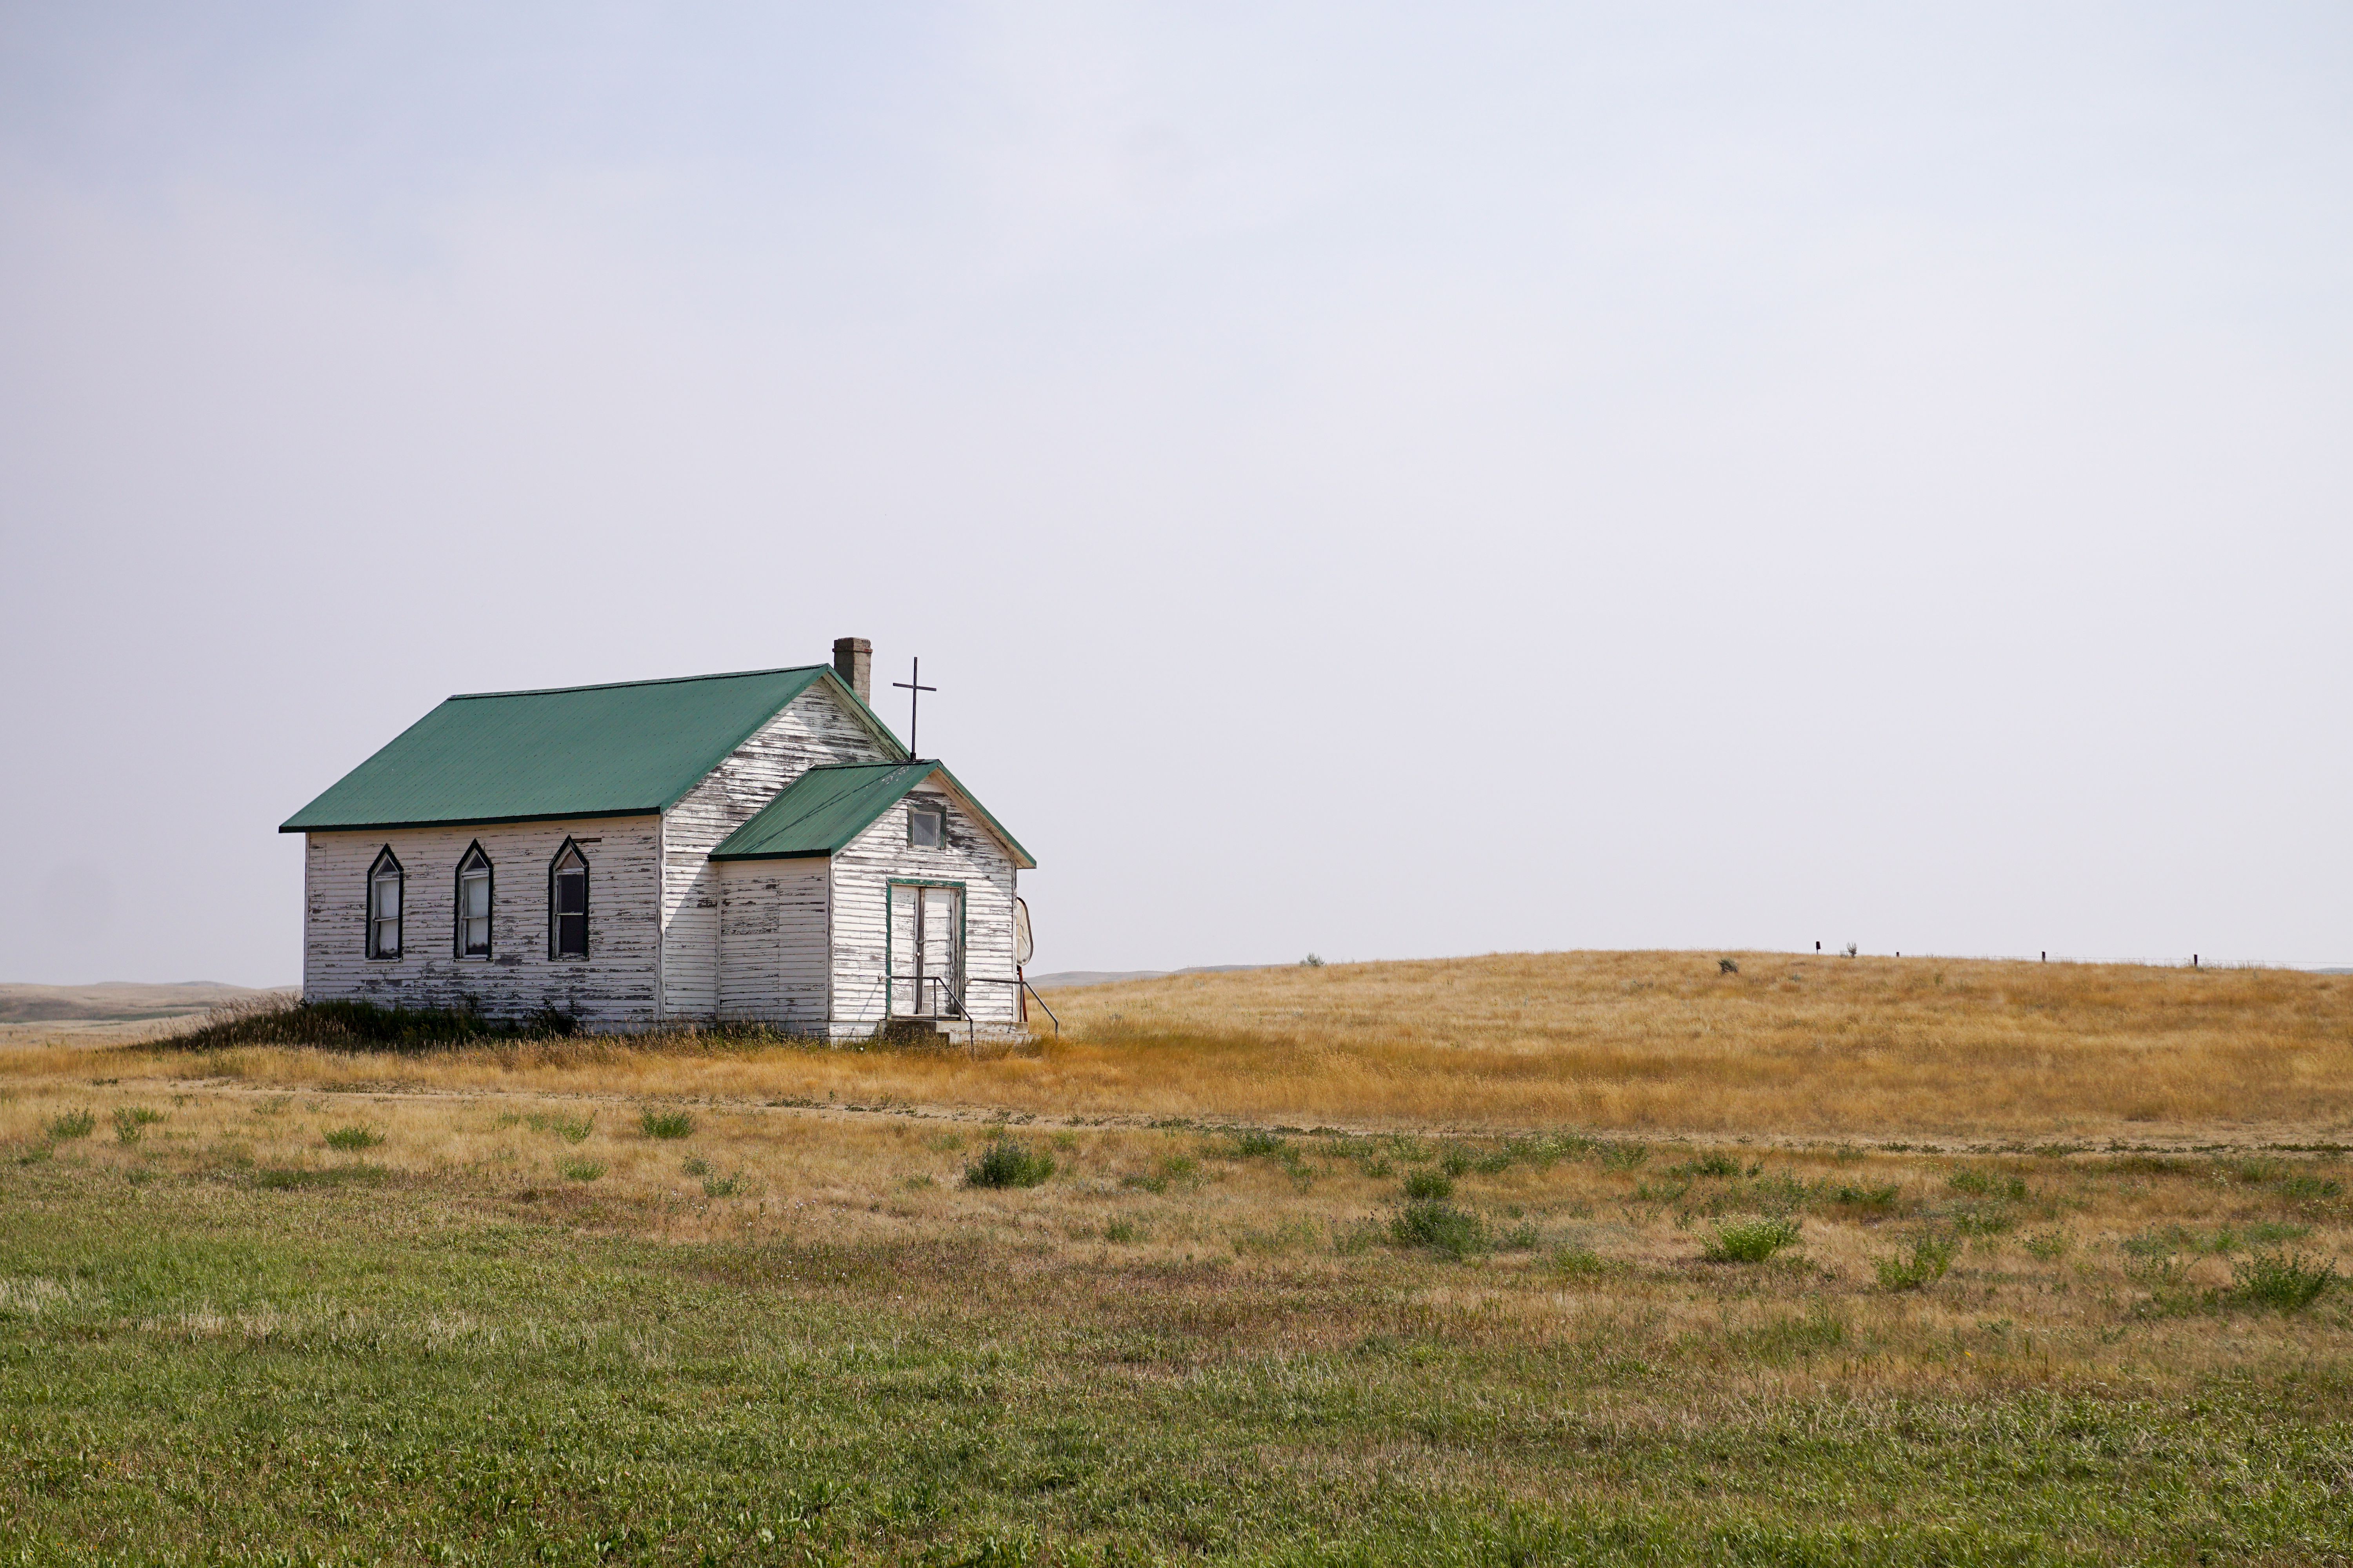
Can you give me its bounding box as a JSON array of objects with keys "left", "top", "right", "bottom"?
[
  {"left": 5, "top": 950, "right": 2349, "bottom": 1559},
  {"left": 20, "top": 950, "right": 2348, "bottom": 1145}
]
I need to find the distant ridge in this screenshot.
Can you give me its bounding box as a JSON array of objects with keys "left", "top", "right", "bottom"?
[{"left": 1027, "top": 965, "right": 1269, "bottom": 990}]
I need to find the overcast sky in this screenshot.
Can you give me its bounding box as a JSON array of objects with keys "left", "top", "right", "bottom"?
[{"left": 3, "top": 3, "right": 2348, "bottom": 986}]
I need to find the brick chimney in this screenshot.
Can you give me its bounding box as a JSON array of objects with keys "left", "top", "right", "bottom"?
[{"left": 831, "top": 637, "right": 872, "bottom": 704}]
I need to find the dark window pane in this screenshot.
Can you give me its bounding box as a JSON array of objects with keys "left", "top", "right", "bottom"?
[
  {"left": 556, "top": 872, "right": 587, "bottom": 916},
  {"left": 556, "top": 913, "right": 587, "bottom": 956}
]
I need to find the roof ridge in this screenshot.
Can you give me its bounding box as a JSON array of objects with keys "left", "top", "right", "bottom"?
[{"left": 449, "top": 665, "right": 828, "bottom": 702}]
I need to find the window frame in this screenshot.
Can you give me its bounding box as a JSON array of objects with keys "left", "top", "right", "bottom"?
[
  {"left": 454, "top": 841, "right": 494, "bottom": 960},
  {"left": 365, "top": 847, "right": 404, "bottom": 960},
  {"left": 907, "top": 801, "right": 946, "bottom": 849},
  {"left": 547, "top": 838, "right": 590, "bottom": 961}
]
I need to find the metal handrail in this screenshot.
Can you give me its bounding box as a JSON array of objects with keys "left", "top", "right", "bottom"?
[
  {"left": 912, "top": 974, "right": 975, "bottom": 1052},
  {"left": 958, "top": 976, "right": 1058, "bottom": 1038}
]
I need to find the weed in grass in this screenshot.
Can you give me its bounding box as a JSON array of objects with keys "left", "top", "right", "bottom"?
[
  {"left": 964, "top": 1136, "right": 1055, "bottom": 1190},
  {"left": 1552, "top": 1246, "right": 1614, "bottom": 1279},
  {"left": 701, "top": 1172, "right": 742, "bottom": 1198},
  {"left": 1104, "top": 1218, "right": 1142, "bottom": 1244},
  {"left": 522, "top": 1111, "right": 595, "bottom": 1143},
  {"left": 2274, "top": 1174, "right": 2343, "bottom": 1203},
  {"left": 2229, "top": 1250, "right": 2337, "bottom": 1312},
  {"left": 924, "top": 1132, "right": 966, "bottom": 1153},
  {"left": 111, "top": 1107, "right": 163, "bottom": 1144},
  {"left": 1822, "top": 1181, "right": 1902, "bottom": 1217},
  {"left": 1389, "top": 1199, "right": 1488, "bottom": 1260},
  {"left": 1950, "top": 1170, "right": 2029, "bottom": 1202},
  {"left": 1227, "top": 1129, "right": 1289, "bottom": 1159},
  {"left": 1402, "top": 1168, "right": 1455, "bottom": 1201},
  {"left": 904, "top": 1174, "right": 936, "bottom": 1191},
  {"left": 1601, "top": 1143, "right": 1649, "bottom": 1170},
  {"left": 1703, "top": 1217, "right": 1802, "bottom": 1263},
  {"left": 1437, "top": 1145, "right": 1475, "bottom": 1179},
  {"left": 2023, "top": 1231, "right": 2072, "bottom": 1261},
  {"left": 323, "top": 1124, "right": 383, "bottom": 1152},
  {"left": 639, "top": 1108, "right": 696, "bottom": 1140},
  {"left": 680, "top": 1156, "right": 712, "bottom": 1177},
  {"left": 46, "top": 1110, "right": 95, "bottom": 1141},
  {"left": 1497, "top": 1221, "right": 1540, "bottom": 1250},
  {"left": 1877, "top": 1233, "right": 1956, "bottom": 1290},
  {"left": 560, "top": 1159, "right": 607, "bottom": 1182},
  {"left": 1673, "top": 1152, "right": 1746, "bottom": 1179}
]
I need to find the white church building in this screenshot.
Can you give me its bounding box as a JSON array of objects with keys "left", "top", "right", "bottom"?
[{"left": 280, "top": 639, "right": 1035, "bottom": 1037}]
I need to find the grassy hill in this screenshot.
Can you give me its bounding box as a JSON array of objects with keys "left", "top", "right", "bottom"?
[{"left": 1, "top": 951, "right": 2347, "bottom": 1561}]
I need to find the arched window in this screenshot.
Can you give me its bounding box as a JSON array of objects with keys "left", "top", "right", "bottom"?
[
  {"left": 549, "top": 840, "right": 589, "bottom": 959},
  {"left": 455, "top": 843, "right": 493, "bottom": 958},
  {"left": 367, "top": 847, "right": 404, "bottom": 959}
]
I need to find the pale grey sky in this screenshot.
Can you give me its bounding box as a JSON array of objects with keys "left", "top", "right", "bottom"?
[{"left": 3, "top": 3, "right": 2348, "bottom": 985}]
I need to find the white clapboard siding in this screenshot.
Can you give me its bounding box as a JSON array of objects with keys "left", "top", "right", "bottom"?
[
  {"left": 829, "top": 786, "right": 1021, "bottom": 1036},
  {"left": 301, "top": 816, "right": 660, "bottom": 1028},
  {"left": 716, "top": 859, "right": 830, "bottom": 1027},
  {"left": 659, "top": 682, "right": 896, "bottom": 1019}
]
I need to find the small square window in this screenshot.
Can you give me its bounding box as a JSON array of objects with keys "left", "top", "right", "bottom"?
[{"left": 908, "top": 807, "right": 944, "bottom": 849}]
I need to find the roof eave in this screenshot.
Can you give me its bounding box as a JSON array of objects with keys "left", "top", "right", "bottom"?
[{"left": 280, "top": 807, "right": 664, "bottom": 835}]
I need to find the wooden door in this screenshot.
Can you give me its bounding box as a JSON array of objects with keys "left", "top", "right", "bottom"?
[
  {"left": 891, "top": 885, "right": 963, "bottom": 1017},
  {"left": 919, "top": 887, "right": 962, "bottom": 1016}
]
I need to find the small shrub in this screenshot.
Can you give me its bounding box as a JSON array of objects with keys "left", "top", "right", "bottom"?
[
  {"left": 965, "top": 1136, "right": 1055, "bottom": 1190},
  {"left": 1552, "top": 1246, "right": 1612, "bottom": 1279},
  {"left": 524, "top": 1112, "right": 595, "bottom": 1143},
  {"left": 2230, "top": 1250, "right": 2336, "bottom": 1312},
  {"left": 559, "top": 1159, "right": 606, "bottom": 1182},
  {"left": 47, "top": 1110, "right": 96, "bottom": 1141},
  {"left": 680, "top": 1156, "right": 712, "bottom": 1177},
  {"left": 1704, "top": 1217, "right": 1802, "bottom": 1264},
  {"left": 1600, "top": 1143, "right": 1649, "bottom": 1171},
  {"left": 701, "top": 1172, "right": 742, "bottom": 1198},
  {"left": 111, "top": 1107, "right": 164, "bottom": 1145},
  {"left": 1497, "top": 1221, "right": 1540, "bottom": 1250},
  {"left": 1673, "top": 1152, "right": 1745, "bottom": 1179},
  {"left": 1300, "top": 953, "right": 1326, "bottom": 967},
  {"left": 323, "top": 1124, "right": 383, "bottom": 1152},
  {"left": 1437, "top": 1145, "right": 1475, "bottom": 1179},
  {"left": 1228, "top": 1129, "right": 1289, "bottom": 1159},
  {"left": 1717, "top": 957, "right": 1739, "bottom": 975},
  {"left": 2274, "top": 1174, "right": 2343, "bottom": 1203},
  {"left": 1402, "top": 1168, "right": 1455, "bottom": 1201},
  {"left": 1105, "top": 1219, "right": 1142, "bottom": 1244},
  {"left": 1877, "top": 1234, "right": 1955, "bottom": 1290},
  {"left": 2023, "top": 1231, "right": 2071, "bottom": 1261},
  {"left": 1389, "top": 1200, "right": 1488, "bottom": 1260},
  {"left": 639, "top": 1108, "right": 696, "bottom": 1140}
]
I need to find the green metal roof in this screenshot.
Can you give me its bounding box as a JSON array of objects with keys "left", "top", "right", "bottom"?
[
  {"left": 710, "top": 761, "right": 1036, "bottom": 868},
  {"left": 280, "top": 666, "right": 907, "bottom": 833}
]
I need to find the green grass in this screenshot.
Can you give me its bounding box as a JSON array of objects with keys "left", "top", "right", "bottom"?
[
  {"left": 110, "top": 1106, "right": 164, "bottom": 1144},
  {"left": 559, "top": 1159, "right": 607, "bottom": 1183},
  {"left": 2, "top": 1158, "right": 2348, "bottom": 1564},
  {"left": 963, "top": 1136, "right": 1055, "bottom": 1189},
  {"left": 323, "top": 1123, "right": 384, "bottom": 1152},
  {"left": 639, "top": 1107, "right": 696, "bottom": 1140}
]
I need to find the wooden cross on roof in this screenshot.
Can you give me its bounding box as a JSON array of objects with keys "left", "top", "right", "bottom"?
[{"left": 892, "top": 657, "right": 936, "bottom": 759}]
